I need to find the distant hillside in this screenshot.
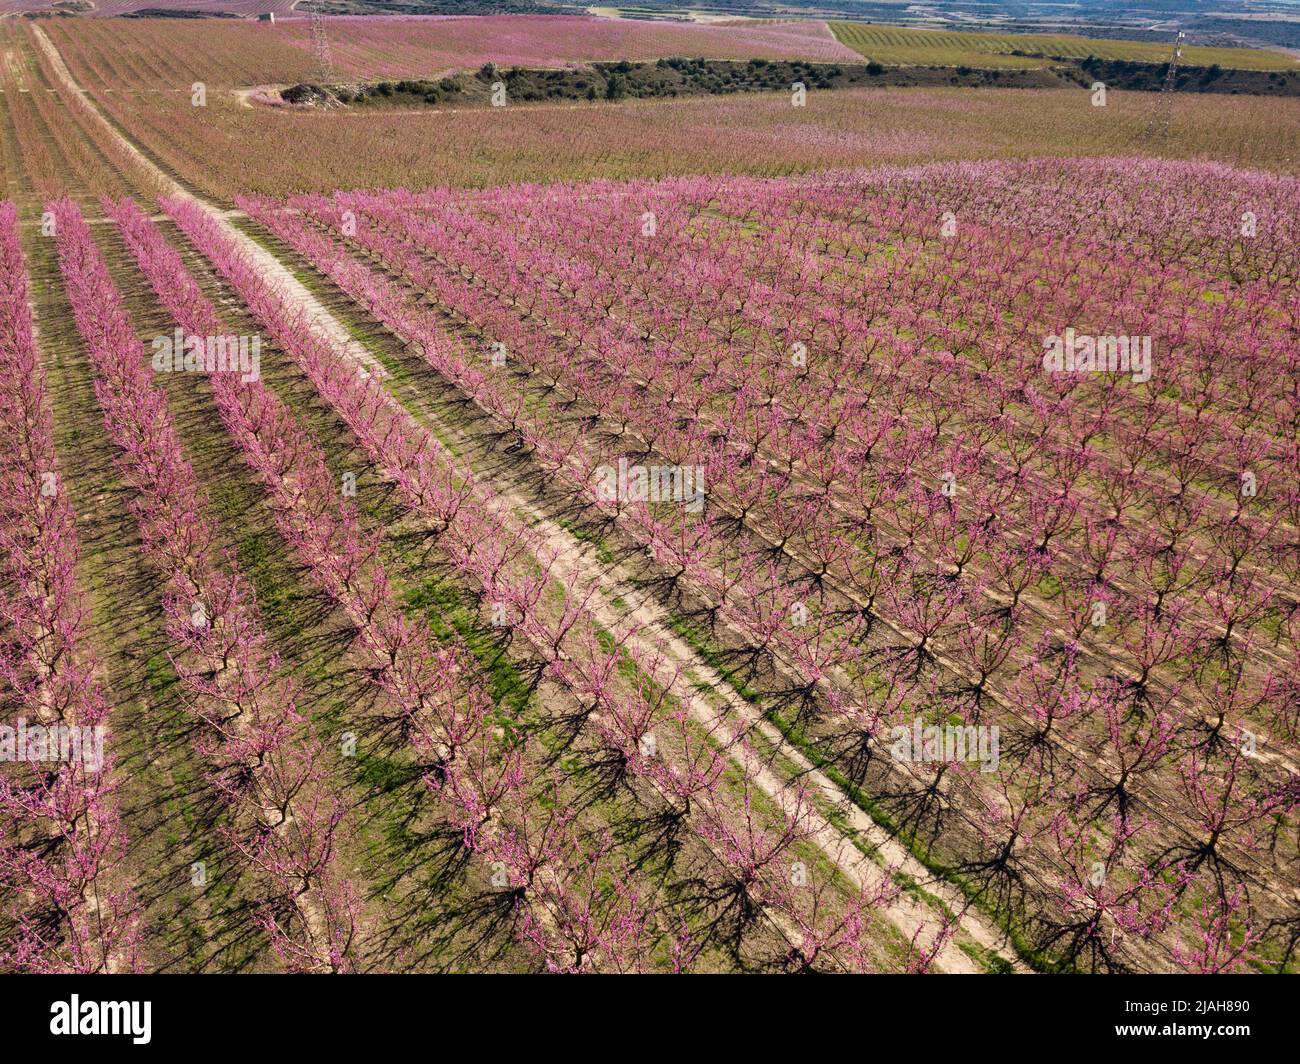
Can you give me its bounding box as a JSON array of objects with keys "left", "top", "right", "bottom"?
[{"left": 298, "top": 1, "right": 585, "bottom": 14}]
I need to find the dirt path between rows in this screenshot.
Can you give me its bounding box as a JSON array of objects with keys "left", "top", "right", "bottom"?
[{"left": 31, "top": 21, "right": 1026, "bottom": 973}]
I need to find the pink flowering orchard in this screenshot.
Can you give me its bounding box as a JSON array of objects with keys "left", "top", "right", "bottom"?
[{"left": 0, "top": 5, "right": 1298, "bottom": 1034}]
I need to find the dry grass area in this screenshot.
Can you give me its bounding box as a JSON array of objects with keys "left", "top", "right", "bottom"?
[
  {"left": 831, "top": 21, "right": 1299, "bottom": 71},
  {"left": 2, "top": 14, "right": 1298, "bottom": 977}
]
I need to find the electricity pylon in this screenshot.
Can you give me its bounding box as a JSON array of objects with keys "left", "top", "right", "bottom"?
[
  {"left": 1145, "top": 30, "right": 1185, "bottom": 140},
  {"left": 310, "top": 12, "right": 337, "bottom": 86}
]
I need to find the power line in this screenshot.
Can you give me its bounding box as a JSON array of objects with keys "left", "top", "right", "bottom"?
[{"left": 1144, "top": 30, "right": 1186, "bottom": 141}]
